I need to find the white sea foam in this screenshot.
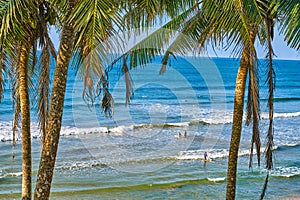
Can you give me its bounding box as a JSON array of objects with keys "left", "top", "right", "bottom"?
[
  {"left": 7, "top": 172, "right": 22, "bottom": 177},
  {"left": 109, "top": 125, "right": 134, "bottom": 133},
  {"left": 282, "top": 143, "right": 299, "bottom": 147},
  {"left": 176, "top": 146, "right": 279, "bottom": 160},
  {"left": 167, "top": 122, "right": 190, "bottom": 127},
  {"left": 176, "top": 149, "right": 228, "bottom": 160},
  {"left": 198, "top": 116, "right": 233, "bottom": 125},
  {"left": 207, "top": 177, "right": 226, "bottom": 182},
  {"left": 197, "top": 110, "right": 300, "bottom": 124},
  {"left": 56, "top": 160, "right": 104, "bottom": 171},
  {"left": 69, "top": 127, "right": 109, "bottom": 135},
  {"left": 1, "top": 108, "right": 299, "bottom": 146},
  {"left": 271, "top": 166, "right": 300, "bottom": 178},
  {"left": 0, "top": 121, "right": 117, "bottom": 142},
  {"left": 261, "top": 111, "right": 300, "bottom": 119}
]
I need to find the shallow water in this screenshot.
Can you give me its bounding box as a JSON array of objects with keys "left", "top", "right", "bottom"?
[{"left": 0, "top": 57, "right": 300, "bottom": 199}]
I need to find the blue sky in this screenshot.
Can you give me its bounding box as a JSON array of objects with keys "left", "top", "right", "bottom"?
[
  {"left": 50, "top": 28, "right": 299, "bottom": 60},
  {"left": 206, "top": 30, "right": 299, "bottom": 60}
]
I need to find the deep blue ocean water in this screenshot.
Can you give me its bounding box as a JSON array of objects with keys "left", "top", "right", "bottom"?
[{"left": 0, "top": 57, "right": 299, "bottom": 199}]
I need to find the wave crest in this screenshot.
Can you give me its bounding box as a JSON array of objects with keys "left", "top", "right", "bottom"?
[
  {"left": 207, "top": 177, "right": 226, "bottom": 182},
  {"left": 271, "top": 166, "right": 300, "bottom": 178}
]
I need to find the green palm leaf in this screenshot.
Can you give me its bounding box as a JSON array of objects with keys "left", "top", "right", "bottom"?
[
  {"left": 0, "top": 0, "right": 36, "bottom": 44},
  {"left": 279, "top": 0, "right": 300, "bottom": 50}
]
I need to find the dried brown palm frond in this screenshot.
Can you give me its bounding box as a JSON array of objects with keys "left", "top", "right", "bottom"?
[
  {"left": 97, "top": 77, "right": 114, "bottom": 118},
  {"left": 80, "top": 44, "right": 105, "bottom": 107},
  {"left": 246, "top": 47, "right": 261, "bottom": 169},
  {"left": 32, "top": 1, "right": 57, "bottom": 140},
  {"left": 255, "top": 0, "right": 277, "bottom": 199},
  {"left": 241, "top": 27, "right": 261, "bottom": 169},
  {"left": 9, "top": 44, "right": 22, "bottom": 153},
  {"left": 0, "top": 45, "right": 7, "bottom": 103},
  {"left": 264, "top": 1, "right": 276, "bottom": 172},
  {"left": 36, "top": 39, "right": 52, "bottom": 142},
  {"left": 122, "top": 56, "right": 134, "bottom": 105},
  {"left": 260, "top": 11, "right": 275, "bottom": 199},
  {"left": 260, "top": 172, "right": 270, "bottom": 200}
]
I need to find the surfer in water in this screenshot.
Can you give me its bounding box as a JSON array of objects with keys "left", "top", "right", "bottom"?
[{"left": 204, "top": 152, "right": 208, "bottom": 160}]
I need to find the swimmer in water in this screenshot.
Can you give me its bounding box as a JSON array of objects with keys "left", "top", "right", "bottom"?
[
  {"left": 183, "top": 130, "right": 187, "bottom": 137},
  {"left": 178, "top": 132, "right": 182, "bottom": 138}
]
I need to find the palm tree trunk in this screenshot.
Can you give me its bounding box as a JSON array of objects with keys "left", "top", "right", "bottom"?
[
  {"left": 226, "top": 29, "right": 257, "bottom": 199},
  {"left": 226, "top": 47, "right": 249, "bottom": 200},
  {"left": 34, "top": 0, "right": 76, "bottom": 199},
  {"left": 19, "top": 44, "right": 32, "bottom": 200}
]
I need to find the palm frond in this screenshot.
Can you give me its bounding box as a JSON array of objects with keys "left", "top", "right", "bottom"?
[
  {"left": 107, "top": 5, "right": 198, "bottom": 74},
  {"left": 159, "top": 51, "right": 175, "bottom": 75},
  {"left": 97, "top": 74, "right": 114, "bottom": 118},
  {"left": 260, "top": 172, "right": 270, "bottom": 200},
  {"left": 12, "top": 96, "right": 20, "bottom": 141},
  {"left": 0, "top": 0, "right": 36, "bottom": 44},
  {"left": 48, "top": 0, "right": 68, "bottom": 21},
  {"left": 73, "top": 43, "right": 106, "bottom": 107},
  {"left": 71, "top": 0, "right": 123, "bottom": 48},
  {"left": 28, "top": 1, "right": 57, "bottom": 139},
  {"left": 35, "top": 40, "right": 53, "bottom": 142},
  {"left": 279, "top": 0, "right": 300, "bottom": 50},
  {"left": 247, "top": 50, "right": 261, "bottom": 169},
  {"left": 68, "top": 0, "right": 124, "bottom": 111},
  {"left": 246, "top": 78, "right": 253, "bottom": 126},
  {"left": 256, "top": 0, "right": 276, "bottom": 172},
  {"left": 9, "top": 44, "right": 22, "bottom": 144},
  {"left": 122, "top": 56, "right": 134, "bottom": 104},
  {"left": 122, "top": 0, "right": 197, "bottom": 31},
  {"left": 257, "top": 1, "right": 277, "bottom": 197},
  {"left": 109, "top": 0, "right": 201, "bottom": 72},
  {"left": 265, "top": 53, "right": 275, "bottom": 171},
  {"left": 0, "top": 45, "right": 8, "bottom": 102},
  {"left": 31, "top": 38, "right": 38, "bottom": 73},
  {"left": 202, "top": 0, "right": 266, "bottom": 57},
  {"left": 159, "top": 8, "right": 209, "bottom": 67}
]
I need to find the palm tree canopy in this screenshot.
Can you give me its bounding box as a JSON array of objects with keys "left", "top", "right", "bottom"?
[{"left": 279, "top": 0, "right": 300, "bottom": 50}]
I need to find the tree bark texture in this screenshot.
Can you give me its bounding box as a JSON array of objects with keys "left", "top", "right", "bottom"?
[
  {"left": 226, "top": 30, "right": 257, "bottom": 200},
  {"left": 226, "top": 47, "right": 250, "bottom": 200},
  {"left": 34, "top": 0, "right": 76, "bottom": 199},
  {"left": 19, "top": 44, "right": 32, "bottom": 200}
]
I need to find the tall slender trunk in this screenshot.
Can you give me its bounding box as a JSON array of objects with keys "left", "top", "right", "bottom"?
[
  {"left": 34, "top": 0, "right": 75, "bottom": 199},
  {"left": 226, "top": 47, "right": 249, "bottom": 200},
  {"left": 226, "top": 32, "right": 256, "bottom": 200},
  {"left": 19, "top": 44, "right": 32, "bottom": 200}
]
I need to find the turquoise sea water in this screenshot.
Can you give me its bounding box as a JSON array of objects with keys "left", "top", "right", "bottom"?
[{"left": 0, "top": 57, "right": 299, "bottom": 199}]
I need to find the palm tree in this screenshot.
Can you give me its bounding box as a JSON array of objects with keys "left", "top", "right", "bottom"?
[
  {"left": 19, "top": 43, "right": 33, "bottom": 200},
  {"left": 0, "top": 1, "right": 57, "bottom": 198},
  {"left": 34, "top": 0, "right": 123, "bottom": 198},
  {"left": 258, "top": 0, "right": 300, "bottom": 198},
  {"left": 0, "top": 1, "right": 36, "bottom": 198},
  {"left": 34, "top": 0, "right": 77, "bottom": 198},
  {"left": 108, "top": 1, "right": 278, "bottom": 199}
]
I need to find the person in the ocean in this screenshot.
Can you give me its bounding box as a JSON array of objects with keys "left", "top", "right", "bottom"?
[
  {"left": 178, "top": 132, "right": 182, "bottom": 138},
  {"left": 204, "top": 152, "right": 208, "bottom": 160},
  {"left": 183, "top": 130, "right": 187, "bottom": 138}
]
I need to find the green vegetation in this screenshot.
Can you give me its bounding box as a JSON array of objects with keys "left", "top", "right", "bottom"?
[{"left": 0, "top": 0, "right": 299, "bottom": 199}]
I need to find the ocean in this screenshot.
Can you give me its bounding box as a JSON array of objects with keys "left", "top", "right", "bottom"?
[{"left": 0, "top": 57, "right": 299, "bottom": 199}]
